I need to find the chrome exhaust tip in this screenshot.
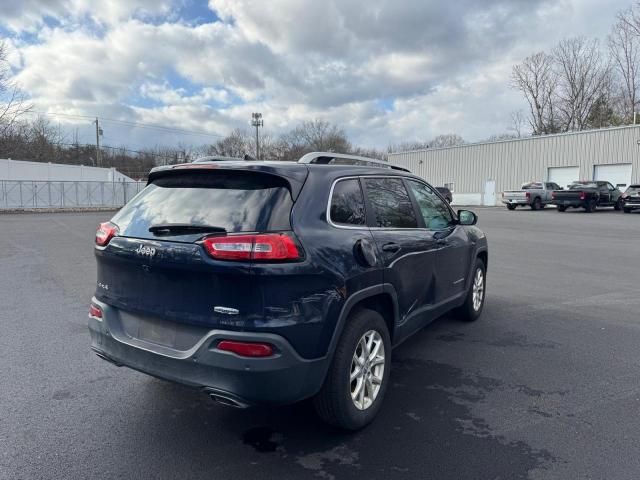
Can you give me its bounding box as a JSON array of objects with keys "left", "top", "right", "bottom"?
[{"left": 207, "top": 392, "right": 249, "bottom": 409}]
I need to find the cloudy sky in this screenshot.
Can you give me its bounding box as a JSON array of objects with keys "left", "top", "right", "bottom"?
[{"left": 0, "top": 0, "right": 632, "bottom": 151}]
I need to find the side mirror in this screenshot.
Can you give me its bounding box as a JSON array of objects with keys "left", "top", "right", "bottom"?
[{"left": 458, "top": 210, "right": 477, "bottom": 226}]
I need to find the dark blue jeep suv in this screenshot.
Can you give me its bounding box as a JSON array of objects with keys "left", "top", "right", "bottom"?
[{"left": 89, "top": 152, "right": 488, "bottom": 430}]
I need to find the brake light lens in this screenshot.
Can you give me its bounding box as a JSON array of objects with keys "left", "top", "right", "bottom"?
[
  {"left": 89, "top": 304, "right": 103, "bottom": 319},
  {"left": 525, "top": 192, "right": 530, "bottom": 200},
  {"left": 579, "top": 192, "right": 586, "bottom": 200},
  {"left": 202, "top": 233, "right": 301, "bottom": 261},
  {"left": 552, "top": 192, "right": 556, "bottom": 199},
  {"left": 96, "top": 222, "right": 119, "bottom": 246},
  {"left": 217, "top": 340, "right": 274, "bottom": 357}
]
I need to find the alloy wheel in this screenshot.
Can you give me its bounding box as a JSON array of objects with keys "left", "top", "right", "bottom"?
[
  {"left": 350, "top": 330, "right": 385, "bottom": 410},
  {"left": 472, "top": 267, "right": 485, "bottom": 311}
]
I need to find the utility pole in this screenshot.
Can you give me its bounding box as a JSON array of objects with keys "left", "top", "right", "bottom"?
[
  {"left": 93, "top": 117, "right": 103, "bottom": 167},
  {"left": 251, "top": 112, "right": 263, "bottom": 159}
]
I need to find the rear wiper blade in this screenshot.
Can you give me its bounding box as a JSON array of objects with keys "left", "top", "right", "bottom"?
[{"left": 148, "top": 224, "right": 227, "bottom": 235}]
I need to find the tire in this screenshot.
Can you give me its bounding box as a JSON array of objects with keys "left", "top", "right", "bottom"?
[
  {"left": 584, "top": 200, "right": 596, "bottom": 213},
  {"left": 531, "top": 197, "right": 542, "bottom": 210},
  {"left": 313, "top": 308, "right": 391, "bottom": 430},
  {"left": 557, "top": 206, "right": 566, "bottom": 212},
  {"left": 506, "top": 204, "right": 516, "bottom": 210},
  {"left": 614, "top": 198, "right": 623, "bottom": 211},
  {"left": 455, "top": 257, "right": 486, "bottom": 322},
  {"left": 624, "top": 207, "right": 632, "bottom": 214}
]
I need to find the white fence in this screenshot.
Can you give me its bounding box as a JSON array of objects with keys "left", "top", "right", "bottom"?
[
  {"left": 0, "top": 180, "right": 144, "bottom": 210},
  {"left": 0, "top": 159, "right": 134, "bottom": 182}
]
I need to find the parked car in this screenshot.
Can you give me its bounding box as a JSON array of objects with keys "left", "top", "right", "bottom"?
[
  {"left": 88, "top": 152, "right": 488, "bottom": 430},
  {"left": 502, "top": 181, "right": 560, "bottom": 210},
  {"left": 622, "top": 184, "right": 640, "bottom": 213},
  {"left": 435, "top": 186, "right": 453, "bottom": 203},
  {"left": 552, "top": 181, "right": 623, "bottom": 212}
]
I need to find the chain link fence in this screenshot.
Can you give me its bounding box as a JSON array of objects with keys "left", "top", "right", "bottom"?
[{"left": 0, "top": 180, "right": 144, "bottom": 210}]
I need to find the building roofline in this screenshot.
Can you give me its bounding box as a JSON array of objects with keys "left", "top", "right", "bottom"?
[{"left": 388, "top": 124, "right": 640, "bottom": 157}]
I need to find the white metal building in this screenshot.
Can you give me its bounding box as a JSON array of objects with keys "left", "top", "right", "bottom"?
[
  {"left": 388, "top": 125, "right": 640, "bottom": 206},
  {"left": 0, "top": 159, "right": 133, "bottom": 182}
]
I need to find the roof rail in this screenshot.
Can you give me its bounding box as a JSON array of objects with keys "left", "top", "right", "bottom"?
[
  {"left": 192, "top": 154, "right": 255, "bottom": 163},
  {"left": 298, "top": 152, "right": 411, "bottom": 172}
]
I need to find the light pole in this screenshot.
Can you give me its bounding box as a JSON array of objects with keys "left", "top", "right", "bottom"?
[
  {"left": 251, "top": 112, "right": 263, "bottom": 159},
  {"left": 93, "top": 118, "right": 103, "bottom": 167}
]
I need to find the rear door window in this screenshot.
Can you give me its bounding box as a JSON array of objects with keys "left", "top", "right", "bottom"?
[
  {"left": 363, "top": 177, "right": 418, "bottom": 228},
  {"left": 329, "top": 178, "right": 366, "bottom": 226},
  {"left": 111, "top": 171, "right": 293, "bottom": 240}
]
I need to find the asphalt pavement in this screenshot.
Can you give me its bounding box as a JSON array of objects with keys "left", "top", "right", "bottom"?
[{"left": 2, "top": 207, "right": 640, "bottom": 479}]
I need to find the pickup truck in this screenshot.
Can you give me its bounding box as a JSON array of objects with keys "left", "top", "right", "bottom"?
[
  {"left": 502, "top": 181, "right": 560, "bottom": 210},
  {"left": 552, "top": 181, "right": 623, "bottom": 212}
]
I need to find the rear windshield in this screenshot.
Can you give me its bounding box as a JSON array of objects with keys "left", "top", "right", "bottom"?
[
  {"left": 111, "top": 171, "right": 293, "bottom": 239},
  {"left": 569, "top": 182, "right": 597, "bottom": 189},
  {"left": 626, "top": 186, "right": 640, "bottom": 194},
  {"left": 522, "top": 182, "right": 543, "bottom": 190}
]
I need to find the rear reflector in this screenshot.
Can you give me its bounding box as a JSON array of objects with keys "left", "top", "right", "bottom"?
[
  {"left": 202, "top": 233, "right": 301, "bottom": 261},
  {"left": 89, "top": 304, "right": 103, "bottom": 319},
  {"left": 95, "top": 222, "right": 119, "bottom": 246},
  {"left": 217, "top": 340, "right": 274, "bottom": 357}
]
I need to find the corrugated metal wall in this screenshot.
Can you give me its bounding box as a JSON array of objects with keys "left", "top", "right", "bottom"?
[{"left": 388, "top": 125, "right": 640, "bottom": 195}]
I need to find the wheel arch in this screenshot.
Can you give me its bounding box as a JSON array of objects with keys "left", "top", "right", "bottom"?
[{"left": 327, "top": 285, "right": 399, "bottom": 358}]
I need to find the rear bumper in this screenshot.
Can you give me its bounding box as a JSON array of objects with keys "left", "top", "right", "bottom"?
[
  {"left": 552, "top": 200, "right": 583, "bottom": 207},
  {"left": 502, "top": 199, "right": 528, "bottom": 206},
  {"left": 88, "top": 298, "right": 328, "bottom": 406},
  {"left": 623, "top": 202, "right": 640, "bottom": 209}
]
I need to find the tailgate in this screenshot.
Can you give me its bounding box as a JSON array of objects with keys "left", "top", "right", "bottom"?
[
  {"left": 503, "top": 191, "right": 527, "bottom": 200},
  {"left": 95, "top": 237, "right": 255, "bottom": 327},
  {"left": 94, "top": 168, "right": 301, "bottom": 329}
]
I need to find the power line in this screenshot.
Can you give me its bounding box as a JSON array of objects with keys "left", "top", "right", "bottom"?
[
  {"left": 26, "top": 110, "right": 225, "bottom": 139},
  {"left": 59, "top": 142, "right": 188, "bottom": 160}
]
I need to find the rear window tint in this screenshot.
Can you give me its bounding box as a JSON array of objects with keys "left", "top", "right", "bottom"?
[
  {"left": 111, "top": 171, "right": 292, "bottom": 238},
  {"left": 363, "top": 177, "right": 418, "bottom": 228},
  {"left": 626, "top": 186, "right": 640, "bottom": 194},
  {"left": 330, "top": 179, "right": 366, "bottom": 226}
]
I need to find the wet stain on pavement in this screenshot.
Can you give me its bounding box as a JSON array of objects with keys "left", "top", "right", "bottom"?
[{"left": 243, "top": 426, "right": 282, "bottom": 453}]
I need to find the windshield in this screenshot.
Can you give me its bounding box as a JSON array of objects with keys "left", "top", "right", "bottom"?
[{"left": 111, "top": 171, "right": 293, "bottom": 240}]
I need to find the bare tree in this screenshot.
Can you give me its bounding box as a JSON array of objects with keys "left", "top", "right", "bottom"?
[
  {"left": 609, "top": 7, "right": 640, "bottom": 122},
  {"left": 553, "top": 37, "right": 612, "bottom": 131},
  {"left": 512, "top": 52, "right": 559, "bottom": 135},
  {"left": 0, "top": 40, "right": 31, "bottom": 136},
  {"left": 508, "top": 110, "right": 526, "bottom": 137},
  {"left": 204, "top": 128, "right": 251, "bottom": 158},
  {"left": 429, "top": 133, "right": 465, "bottom": 148},
  {"left": 280, "top": 119, "right": 351, "bottom": 161}
]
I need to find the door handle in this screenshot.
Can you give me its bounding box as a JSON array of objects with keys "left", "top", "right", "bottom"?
[{"left": 382, "top": 242, "right": 400, "bottom": 252}]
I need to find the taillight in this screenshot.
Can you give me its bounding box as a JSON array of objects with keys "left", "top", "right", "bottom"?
[
  {"left": 96, "top": 222, "right": 119, "bottom": 246},
  {"left": 202, "top": 233, "right": 302, "bottom": 262},
  {"left": 552, "top": 192, "right": 556, "bottom": 199},
  {"left": 217, "top": 340, "right": 274, "bottom": 357},
  {"left": 579, "top": 192, "right": 586, "bottom": 200},
  {"left": 89, "top": 304, "right": 103, "bottom": 319},
  {"left": 525, "top": 192, "right": 530, "bottom": 200}
]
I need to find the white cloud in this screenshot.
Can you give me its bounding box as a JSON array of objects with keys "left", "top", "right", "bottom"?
[{"left": 1, "top": 0, "right": 633, "bottom": 150}]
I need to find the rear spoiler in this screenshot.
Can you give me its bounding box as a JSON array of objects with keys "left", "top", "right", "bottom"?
[{"left": 147, "top": 163, "right": 308, "bottom": 200}]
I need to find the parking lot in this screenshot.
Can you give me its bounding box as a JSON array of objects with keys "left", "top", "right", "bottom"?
[{"left": 2, "top": 207, "right": 640, "bottom": 479}]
